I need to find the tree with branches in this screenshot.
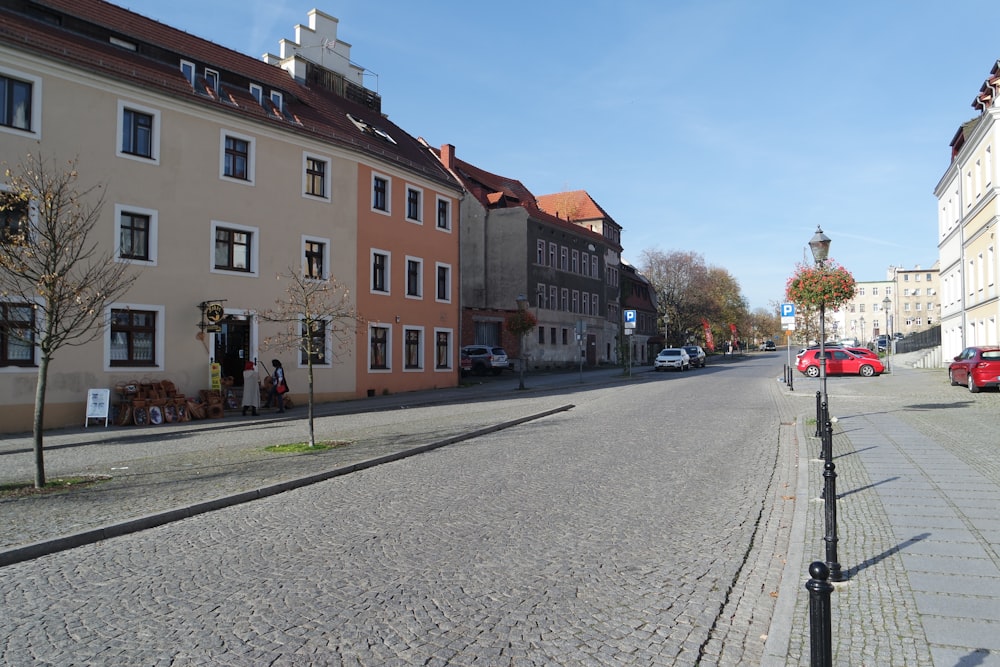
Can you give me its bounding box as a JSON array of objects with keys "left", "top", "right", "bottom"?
[
  {"left": 258, "top": 270, "right": 362, "bottom": 447},
  {"left": 0, "top": 154, "right": 139, "bottom": 487}
]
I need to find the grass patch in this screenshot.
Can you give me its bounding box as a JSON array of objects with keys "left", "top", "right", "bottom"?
[
  {"left": 265, "top": 441, "right": 350, "bottom": 454},
  {"left": 0, "top": 475, "right": 111, "bottom": 499}
]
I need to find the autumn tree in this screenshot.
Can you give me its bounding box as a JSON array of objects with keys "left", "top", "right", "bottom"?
[
  {"left": 259, "top": 270, "right": 362, "bottom": 447},
  {"left": 0, "top": 154, "right": 139, "bottom": 488}
]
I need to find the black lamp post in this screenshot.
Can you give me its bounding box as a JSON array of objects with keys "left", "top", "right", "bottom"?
[
  {"left": 882, "top": 295, "right": 892, "bottom": 373},
  {"left": 809, "top": 225, "right": 841, "bottom": 582}
]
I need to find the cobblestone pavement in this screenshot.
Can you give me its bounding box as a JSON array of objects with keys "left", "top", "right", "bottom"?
[{"left": 1, "top": 358, "right": 793, "bottom": 665}]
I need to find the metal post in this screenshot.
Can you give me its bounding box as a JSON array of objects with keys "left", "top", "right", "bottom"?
[
  {"left": 815, "top": 391, "right": 822, "bottom": 437},
  {"left": 806, "top": 561, "right": 834, "bottom": 667},
  {"left": 822, "top": 416, "right": 842, "bottom": 581}
]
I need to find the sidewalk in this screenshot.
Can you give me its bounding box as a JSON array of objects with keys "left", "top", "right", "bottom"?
[{"left": 765, "top": 351, "right": 1000, "bottom": 666}]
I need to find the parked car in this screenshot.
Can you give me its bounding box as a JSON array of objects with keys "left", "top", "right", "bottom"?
[
  {"left": 948, "top": 346, "right": 1000, "bottom": 393},
  {"left": 846, "top": 346, "right": 880, "bottom": 360},
  {"left": 797, "top": 348, "right": 884, "bottom": 377},
  {"left": 869, "top": 335, "right": 889, "bottom": 352},
  {"left": 683, "top": 345, "right": 707, "bottom": 368},
  {"left": 460, "top": 345, "right": 508, "bottom": 376},
  {"left": 759, "top": 340, "right": 776, "bottom": 351},
  {"left": 654, "top": 348, "right": 690, "bottom": 371},
  {"left": 459, "top": 350, "right": 473, "bottom": 376}
]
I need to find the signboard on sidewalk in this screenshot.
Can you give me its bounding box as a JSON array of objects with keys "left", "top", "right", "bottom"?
[{"left": 781, "top": 302, "right": 796, "bottom": 330}]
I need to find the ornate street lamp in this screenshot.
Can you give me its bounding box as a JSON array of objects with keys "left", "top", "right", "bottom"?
[{"left": 808, "top": 225, "right": 841, "bottom": 582}]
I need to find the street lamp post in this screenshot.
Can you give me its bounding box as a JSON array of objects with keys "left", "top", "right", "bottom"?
[
  {"left": 882, "top": 296, "right": 892, "bottom": 373},
  {"left": 809, "top": 225, "right": 842, "bottom": 582}
]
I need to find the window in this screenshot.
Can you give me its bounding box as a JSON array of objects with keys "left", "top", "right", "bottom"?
[
  {"left": 180, "top": 60, "right": 195, "bottom": 86},
  {"left": 536, "top": 283, "right": 546, "bottom": 309},
  {"left": 582, "top": 293, "right": 590, "bottom": 315},
  {"left": 437, "top": 197, "right": 451, "bottom": 230},
  {"left": 872, "top": 287, "right": 878, "bottom": 296},
  {"left": 562, "top": 328, "right": 568, "bottom": 345},
  {"left": 404, "top": 327, "right": 422, "bottom": 370},
  {"left": 300, "top": 317, "right": 330, "bottom": 366},
  {"left": 303, "top": 237, "right": 327, "bottom": 279},
  {"left": 109, "top": 308, "right": 157, "bottom": 367},
  {"left": 538, "top": 326, "right": 545, "bottom": 344},
  {"left": 591, "top": 256, "right": 598, "bottom": 277},
  {"left": 550, "top": 327, "right": 556, "bottom": 344},
  {"left": 211, "top": 221, "right": 258, "bottom": 275},
  {"left": 858, "top": 287, "right": 865, "bottom": 296},
  {"left": 1, "top": 68, "right": 40, "bottom": 136},
  {"left": 536, "top": 240, "right": 546, "bottom": 264},
  {"left": 371, "top": 250, "right": 389, "bottom": 293},
  {"left": 270, "top": 90, "right": 283, "bottom": 112},
  {"left": 370, "top": 324, "right": 389, "bottom": 370},
  {"left": 406, "top": 257, "right": 423, "bottom": 297},
  {"left": 548, "top": 242, "right": 556, "bottom": 267},
  {"left": 116, "top": 207, "right": 153, "bottom": 262},
  {"left": 434, "top": 329, "right": 454, "bottom": 370},
  {"left": 560, "top": 247, "right": 568, "bottom": 270},
  {"left": 1, "top": 74, "right": 32, "bottom": 131},
  {"left": 249, "top": 84, "right": 263, "bottom": 105},
  {"left": 549, "top": 286, "right": 557, "bottom": 310},
  {"left": 120, "top": 106, "right": 155, "bottom": 159},
  {"left": 303, "top": 155, "right": 329, "bottom": 199},
  {"left": 1, "top": 193, "right": 28, "bottom": 243},
  {"left": 372, "top": 174, "right": 390, "bottom": 213},
  {"left": 221, "top": 131, "right": 254, "bottom": 183},
  {"left": 581, "top": 252, "right": 590, "bottom": 277},
  {"left": 436, "top": 263, "right": 451, "bottom": 302},
  {"left": 205, "top": 68, "right": 219, "bottom": 94},
  {"left": 571, "top": 290, "right": 579, "bottom": 313},
  {"left": 592, "top": 293, "right": 599, "bottom": 315},
  {"left": 560, "top": 288, "right": 568, "bottom": 311},
  {"left": 406, "top": 186, "right": 422, "bottom": 222},
  {"left": 1, "top": 302, "right": 35, "bottom": 367}
]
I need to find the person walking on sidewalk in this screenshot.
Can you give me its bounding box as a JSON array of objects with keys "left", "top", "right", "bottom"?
[
  {"left": 241, "top": 361, "right": 260, "bottom": 416},
  {"left": 268, "top": 359, "right": 288, "bottom": 413}
]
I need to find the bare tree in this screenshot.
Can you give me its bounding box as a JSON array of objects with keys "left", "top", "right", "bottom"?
[
  {"left": 258, "top": 270, "right": 362, "bottom": 447},
  {"left": 0, "top": 154, "right": 139, "bottom": 487}
]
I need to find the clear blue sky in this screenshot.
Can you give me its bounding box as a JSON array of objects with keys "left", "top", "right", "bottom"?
[{"left": 120, "top": 0, "right": 999, "bottom": 310}]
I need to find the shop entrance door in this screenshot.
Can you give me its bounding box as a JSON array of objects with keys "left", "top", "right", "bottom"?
[{"left": 214, "top": 318, "right": 251, "bottom": 386}]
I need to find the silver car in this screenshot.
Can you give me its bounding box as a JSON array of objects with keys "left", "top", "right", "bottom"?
[
  {"left": 654, "top": 348, "right": 690, "bottom": 372},
  {"left": 683, "top": 345, "right": 707, "bottom": 368}
]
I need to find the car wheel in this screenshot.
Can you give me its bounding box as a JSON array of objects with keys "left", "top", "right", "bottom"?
[
  {"left": 969, "top": 375, "right": 980, "bottom": 393},
  {"left": 859, "top": 364, "right": 875, "bottom": 377},
  {"left": 949, "top": 370, "right": 959, "bottom": 386},
  {"left": 805, "top": 365, "right": 820, "bottom": 378}
]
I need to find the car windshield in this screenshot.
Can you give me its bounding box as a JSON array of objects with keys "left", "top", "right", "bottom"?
[{"left": 660, "top": 350, "right": 679, "bottom": 356}]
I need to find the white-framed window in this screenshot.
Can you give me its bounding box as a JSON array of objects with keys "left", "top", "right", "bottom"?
[
  {"left": 0, "top": 297, "right": 41, "bottom": 369},
  {"left": 220, "top": 130, "right": 255, "bottom": 184},
  {"left": 116, "top": 100, "right": 160, "bottom": 164},
  {"left": 302, "top": 235, "right": 329, "bottom": 280},
  {"left": 270, "top": 90, "right": 284, "bottom": 112},
  {"left": 405, "top": 256, "right": 423, "bottom": 298},
  {"left": 549, "top": 286, "right": 557, "bottom": 310},
  {"left": 560, "top": 246, "right": 568, "bottom": 270},
  {"left": 402, "top": 326, "right": 424, "bottom": 371},
  {"left": 436, "top": 196, "right": 452, "bottom": 231},
  {"left": 368, "top": 322, "right": 391, "bottom": 371},
  {"left": 0, "top": 66, "right": 42, "bottom": 138},
  {"left": 571, "top": 250, "right": 579, "bottom": 273},
  {"left": 299, "top": 315, "right": 332, "bottom": 367},
  {"left": 211, "top": 220, "right": 259, "bottom": 276},
  {"left": 536, "top": 240, "right": 546, "bottom": 264},
  {"left": 548, "top": 242, "right": 556, "bottom": 267},
  {"left": 180, "top": 60, "right": 195, "bottom": 86},
  {"left": 302, "top": 152, "right": 331, "bottom": 201},
  {"left": 435, "top": 262, "right": 452, "bottom": 303},
  {"left": 405, "top": 184, "right": 423, "bottom": 223},
  {"left": 204, "top": 68, "right": 220, "bottom": 94},
  {"left": 591, "top": 255, "right": 598, "bottom": 277},
  {"left": 372, "top": 172, "right": 391, "bottom": 214},
  {"left": 249, "top": 83, "right": 263, "bottom": 105},
  {"left": 104, "top": 303, "right": 165, "bottom": 371},
  {"left": 371, "top": 248, "right": 391, "bottom": 294},
  {"left": 433, "top": 328, "right": 454, "bottom": 371},
  {"left": 114, "top": 204, "right": 157, "bottom": 265}
]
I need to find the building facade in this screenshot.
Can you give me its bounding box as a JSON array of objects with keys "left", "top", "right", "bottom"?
[
  {"left": 936, "top": 60, "right": 1000, "bottom": 360},
  {"left": 0, "top": 1, "right": 461, "bottom": 432}
]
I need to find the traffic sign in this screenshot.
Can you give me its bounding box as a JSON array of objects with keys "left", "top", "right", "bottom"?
[
  {"left": 624, "top": 309, "right": 637, "bottom": 324},
  {"left": 780, "top": 303, "right": 795, "bottom": 318}
]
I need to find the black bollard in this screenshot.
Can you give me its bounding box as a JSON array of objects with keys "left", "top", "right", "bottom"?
[
  {"left": 788, "top": 367, "right": 794, "bottom": 391},
  {"left": 806, "top": 561, "right": 834, "bottom": 667},
  {"left": 822, "top": 416, "right": 843, "bottom": 582},
  {"left": 815, "top": 391, "right": 821, "bottom": 436}
]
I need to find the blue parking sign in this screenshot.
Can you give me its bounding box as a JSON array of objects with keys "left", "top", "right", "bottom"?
[
  {"left": 781, "top": 303, "right": 795, "bottom": 318},
  {"left": 624, "top": 309, "right": 637, "bottom": 324}
]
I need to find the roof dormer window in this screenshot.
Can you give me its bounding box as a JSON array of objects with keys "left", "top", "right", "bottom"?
[
  {"left": 249, "top": 84, "right": 263, "bottom": 105},
  {"left": 180, "top": 60, "right": 195, "bottom": 86},
  {"left": 205, "top": 68, "right": 219, "bottom": 94},
  {"left": 347, "top": 113, "right": 396, "bottom": 145}
]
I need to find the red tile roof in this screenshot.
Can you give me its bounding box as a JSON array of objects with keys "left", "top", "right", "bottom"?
[
  {"left": 536, "top": 190, "right": 613, "bottom": 224},
  {"left": 0, "top": 0, "right": 459, "bottom": 189}
]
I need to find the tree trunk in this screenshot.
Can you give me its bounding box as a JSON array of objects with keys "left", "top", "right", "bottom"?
[{"left": 32, "top": 354, "right": 50, "bottom": 488}]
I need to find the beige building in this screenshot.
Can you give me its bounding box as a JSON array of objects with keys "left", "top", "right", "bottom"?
[
  {"left": 936, "top": 60, "right": 1000, "bottom": 360},
  {"left": 0, "top": 1, "right": 461, "bottom": 433},
  {"left": 833, "top": 264, "right": 939, "bottom": 345}
]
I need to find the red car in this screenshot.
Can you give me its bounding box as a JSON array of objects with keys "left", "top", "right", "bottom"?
[
  {"left": 797, "top": 348, "right": 884, "bottom": 378},
  {"left": 948, "top": 346, "right": 1000, "bottom": 393},
  {"left": 846, "top": 346, "right": 880, "bottom": 360}
]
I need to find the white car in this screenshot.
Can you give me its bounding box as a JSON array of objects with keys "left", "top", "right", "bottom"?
[{"left": 654, "top": 348, "right": 690, "bottom": 371}]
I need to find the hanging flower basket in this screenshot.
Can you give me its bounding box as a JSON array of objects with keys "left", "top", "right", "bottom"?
[
  {"left": 506, "top": 309, "right": 538, "bottom": 337},
  {"left": 785, "top": 260, "right": 856, "bottom": 310}
]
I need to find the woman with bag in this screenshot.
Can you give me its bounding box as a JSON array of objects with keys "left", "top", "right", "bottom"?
[{"left": 268, "top": 358, "right": 288, "bottom": 413}]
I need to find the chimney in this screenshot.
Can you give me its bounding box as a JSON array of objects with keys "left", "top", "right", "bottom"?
[{"left": 440, "top": 144, "right": 455, "bottom": 170}]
